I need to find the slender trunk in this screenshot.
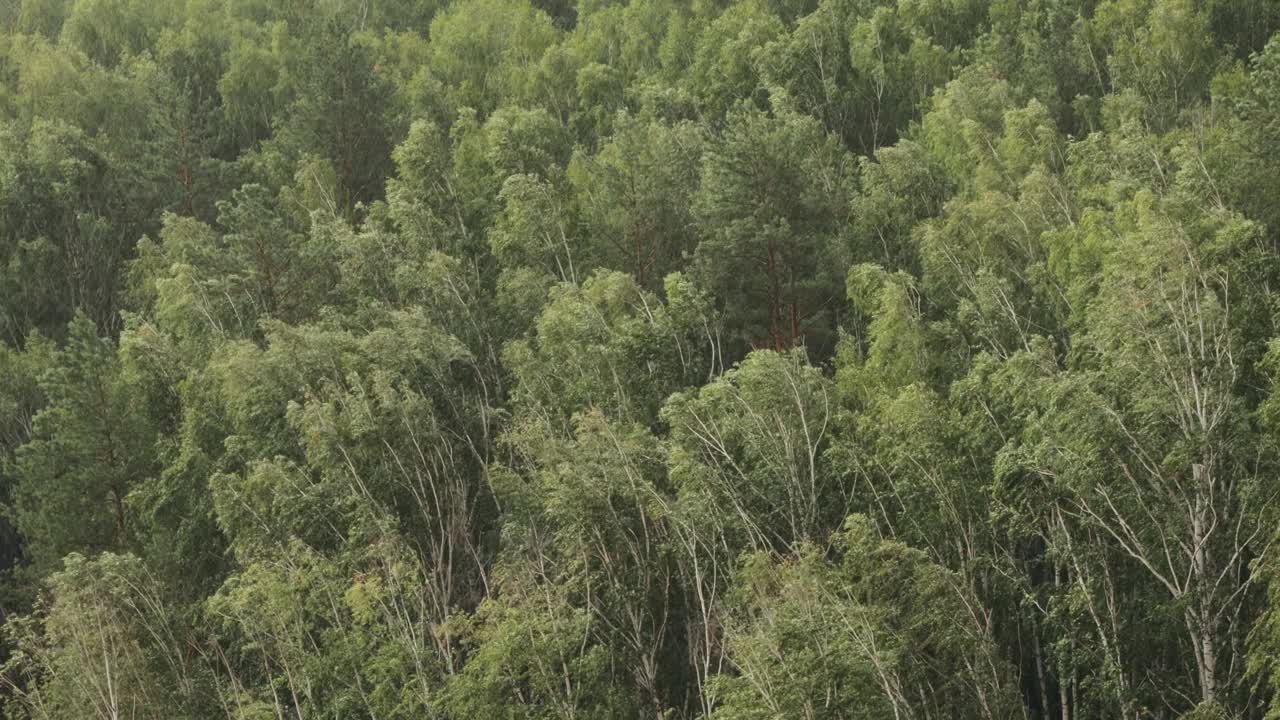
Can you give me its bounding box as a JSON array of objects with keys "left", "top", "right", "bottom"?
[
  {"left": 790, "top": 298, "right": 800, "bottom": 349},
  {"left": 1059, "top": 645, "right": 1071, "bottom": 720},
  {"left": 766, "top": 235, "right": 782, "bottom": 350},
  {"left": 1032, "top": 621, "right": 1051, "bottom": 720},
  {"left": 110, "top": 487, "right": 127, "bottom": 545},
  {"left": 1190, "top": 464, "right": 1218, "bottom": 706}
]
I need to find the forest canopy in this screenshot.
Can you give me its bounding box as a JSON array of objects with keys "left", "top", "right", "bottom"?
[{"left": 3, "top": 0, "right": 1280, "bottom": 718}]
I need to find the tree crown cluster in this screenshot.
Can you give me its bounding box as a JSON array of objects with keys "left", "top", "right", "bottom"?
[{"left": 4, "top": 0, "right": 1280, "bottom": 718}]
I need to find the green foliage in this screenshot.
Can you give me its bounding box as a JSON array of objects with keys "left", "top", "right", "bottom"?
[
  {"left": 665, "top": 349, "right": 838, "bottom": 554},
  {"left": 692, "top": 107, "right": 855, "bottom": 355},
  {"left": 711, "top": 517, "right": 1016, "bottom": 720},
  {"left": 1, "top": 552, "right": 207, "bottom": 719},
  {"left": 10, "top": 317, "right": 156, "bottom": 570},
  {"left": 569, "top": 113, "right": 705, "bottom": 288},
  {"left": 421, "top": 0, "right": 561, "bottom": 118},
  {"left": 505, "top": 270, "right": 717, "bottom": 427},
  {"left": 5, "top": 1, "right": 1280, "bottom": 719}
]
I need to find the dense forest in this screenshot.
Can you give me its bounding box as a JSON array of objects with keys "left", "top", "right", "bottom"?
[{"left": 4, "top": 0, "right": 1280, "bottom": 717}]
